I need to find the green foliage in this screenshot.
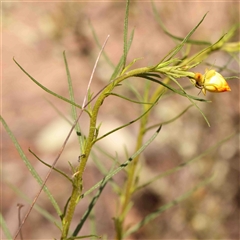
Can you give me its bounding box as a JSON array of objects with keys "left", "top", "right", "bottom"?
[{"left": 1, "top": 1, "right": 239, "bottom": 239}]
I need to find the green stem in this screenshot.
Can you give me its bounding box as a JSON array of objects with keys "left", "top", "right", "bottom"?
[
  {"left": 61, "top": 63, "right": 194, "bottom": 238},
  {"left": 115, "top": 79, "right": 168, "bottom": 239},
  {"left": 60, "top": 66, "right": 160, "bottom": 239}
]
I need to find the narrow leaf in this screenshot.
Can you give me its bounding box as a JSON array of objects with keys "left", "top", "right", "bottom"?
[
  {"left": 180, "top": 34, "right": 227, "bottom": 67},
  {"left": 152, "top": 2, "right": 211, "bottom": 46},
  {"left": 94, "top": 94, "right": 161, "bottom": 143},
  {"left": 63, "top": 51, "right": 84, "bottom": 152},
  {"left": 122, "top": 0, "right": 130, "bottom": 70},
  {"left": 136, "top": 132, "right": 236, "bottom": 191},
  {"left": 136, "top": 74, "right": 208, "bottom": 102},
  {"left": 157, "top": 12, "right": 208, "bottom": 64},
  {"left": 72, "top": 179, "right": 107, "bottom": 236},
  {"left": 168, "top": 75, "right": 210, "bottom": 126},
  {"left": 13, "top": 58, "right": 82, "bottom": 109},
  {"left": 105, "top": 92, "right": 153, "bottom": 105},
  {"left": 67, "top": 234, "right": 101, "bottom": 240},
  {"left": 111, "top": 29, "right": 135, "bottom": 80},
  {"left": 146, "top": 104, "right": 194, "bottom": 131},
  {"left": 91, "top": 150, "right": 120, "bottom": 191},
  {"left": 124, "top": 176, "right": 213, "bottom": 237},
  {"left": 0, "top": 213, "right": 12, "bottom": 239},
  {"left": 0, "top": 115, "right": 62, "bottom": 216},
  {"left": 29, "top": 148, "right": 73, "bottom": 183},
  {"left": 45, "top": 98, "right": 73, "bottom": 125},
  {"left": 89, "top": 20, "right": 115, "bottom": 69},
  {"left": 81, "top": 125, "right": 162, "bottom": 198}
]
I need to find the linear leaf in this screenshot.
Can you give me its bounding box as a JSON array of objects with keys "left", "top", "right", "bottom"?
[
  {"left": 168, "top": 75, "right": 210, "bottom": 126},
  {"left": 152, "top": 2, "right": 211, "bottom": 46},
  {"left": 180, "top": 34, "right": 227, "bottom": 67},
  {"left": 1, "top": 115, "right": 62, "bottom": 216},
  {"left": 45, "top": 98, "right": 73, "bottom": 125},
  {"left": 146, "top": 104, "right": 194, "bottom": 131},
  {"left": 156, "top": 13, "right": 208, "bottom": 64},
  {"left": 89, "top": 20, "right": 115, "bottom": 69},
  {"left": 72, "top": 178, "right": 107, "bottom": 236},
  {"left": 105, "top": 92, "right": 153, "bottom": 105},
  {"left": 0, "top": 213, "right": 12, "bottom": 239},
  {"left": 29, "top": 148, "right": 73, "bottom": 183},
  {"left": 13, "top": 58, "right": 82, "bottom": 109},
  {"left": 93, "top": 94, "right": 162, "bottom": 143},
  {"left": 136, "top": 74, "right": 208, "bottom": 102},
  {"left": 81, "top": 125, "right": 162, "bottom": 198},
  {"left": 122, "top": 0, "right": 130, "bottom": 70},
  {"left": 136, "top": 132, "right": 236, "bottom": 191},
  {"left": 111, "top": 29, "right": 135, "bottom": 80},
  {"left": 63, "top": 51, "right": 85, "bottom": 152},
  {"left": 67, "top": 235, "right": 101, "bottom": 240},
  {"left": 124, "top": 176, "right": 213, "bottom": 237}
]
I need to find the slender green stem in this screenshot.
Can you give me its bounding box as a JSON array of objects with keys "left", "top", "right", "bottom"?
[
  {"left": 61, "top": 63, "right": 196, "bottom": 238},
  {"left": 115, "top": 120, "right": 145, "bottom": 240},
  {"left": 60, "top": 65, "right": 169, "bottom": 239},
  {"left": 115, "top": 80, "right": 168, "bottom": 240}
]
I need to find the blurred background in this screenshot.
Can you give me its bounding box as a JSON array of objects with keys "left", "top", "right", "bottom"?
[{"left": 2, "top": 1, "right": 239, "bottom": 239}]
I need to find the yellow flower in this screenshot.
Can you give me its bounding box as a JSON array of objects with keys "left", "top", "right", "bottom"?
[{"left": 193, "top": 70, "right": 231, "bottom": 95}]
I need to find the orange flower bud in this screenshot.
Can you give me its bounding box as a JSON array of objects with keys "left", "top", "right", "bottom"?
[
  {"left": 202, "top": 70, "right": 231, "bottom": 95},
  {"left": 193, "top": 70, "right": 231, "bottom": 95}
]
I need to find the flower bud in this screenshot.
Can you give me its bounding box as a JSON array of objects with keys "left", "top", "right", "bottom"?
[
  {"left": 193, "top": 70, "right": 231, "bottom": 95},
  {"left": 202, "top": 70, "right": 231, "bottom": 95}
]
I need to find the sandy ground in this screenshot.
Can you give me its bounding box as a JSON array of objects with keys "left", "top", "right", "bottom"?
[{"left": 2, "top": 1, "right": 239, "bottom": 239}]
